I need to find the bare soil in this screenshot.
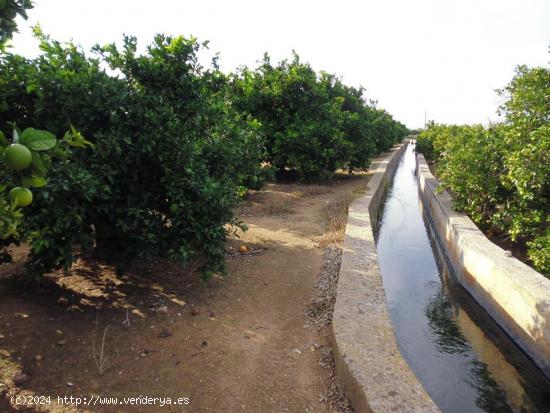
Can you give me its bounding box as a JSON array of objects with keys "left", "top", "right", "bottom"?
[{"left": 0, "top": 173, "right": 369, "bottom": 413}]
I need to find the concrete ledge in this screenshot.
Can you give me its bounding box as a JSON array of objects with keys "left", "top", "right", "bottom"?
[
  {"left": 416, "top": 153, "right": 550, "bottom": 378},
  {"left": 331, "top": 142, "right": 439, "bottom": 413}
]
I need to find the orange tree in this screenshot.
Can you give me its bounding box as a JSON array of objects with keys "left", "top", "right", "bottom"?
[
  {"left": 1, "top": 31, "right": 265, "bottom": 278},
  {"left": 0, "top": 0, "right": 32, "bottom": 45},
  {"left": 416, "top": 66, "right": 549, "bottom": 275},
  {"left": 232, "top": 53, "right": 348, "bottom": 183},
  {"left": 0, "top": 1, "right": 89, "bottom": 265},
  {"left": 0, "top": 0, "right": 33, "bottom": 252},
  {"left": 0, "top": 126, "right": 91, "bottom": 264},
  {"left": 497, "top": 66, "right": 549, "bottom": 273},
  {"left": 232, "top": 52, "right": 408, "bottom": 183},
  {"left": 2, "top": 26, "right": 408, "bottom": 279}
]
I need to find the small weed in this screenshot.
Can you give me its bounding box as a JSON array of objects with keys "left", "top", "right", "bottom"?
[{"left": 92, "top": 324, "right": 114, "bottom": 376}]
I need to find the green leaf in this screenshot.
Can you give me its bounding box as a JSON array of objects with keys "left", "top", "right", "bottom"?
[
  {"left": 0, "top": 130, "right": 6, "bottom": 147},
  {"left": 19, "top": 128, "right": 57, "bottom": 151},
  {"left": 63, "top": 126, "right": 94, "bottom": 148},
  {"left": 22, "top": 175, "right": 47, "bottom": 188},
  {"left": 31, "top": 154, "right": 48, "bottom": 175},
  {"left": 26, "top": 83, "right": 38, "bottom": 94}
]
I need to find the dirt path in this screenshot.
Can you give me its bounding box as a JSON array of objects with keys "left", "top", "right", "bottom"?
[{"left": 0, "top": 175, "right": 368, "bottom": 413}]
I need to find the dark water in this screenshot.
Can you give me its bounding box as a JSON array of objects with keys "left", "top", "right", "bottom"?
[{"left": 375, "top": 143, "right": 550, "bottom": 413}]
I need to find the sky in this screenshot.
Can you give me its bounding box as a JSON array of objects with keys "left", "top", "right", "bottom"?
[{"left": 9, "top": 0, "right": 550, "bottom": 129}]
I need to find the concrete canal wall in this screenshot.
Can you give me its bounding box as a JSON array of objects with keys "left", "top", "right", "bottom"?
[
  {"left": 416, "top": 152, "right": 550, "bottom": 378},
  {"left": 331, "top": 141, "right": 440, "bottom": 413}
]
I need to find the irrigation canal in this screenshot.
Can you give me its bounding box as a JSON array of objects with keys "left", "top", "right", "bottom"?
[{"left": 375, "top": 143, "right": 550, "bottom": 413}]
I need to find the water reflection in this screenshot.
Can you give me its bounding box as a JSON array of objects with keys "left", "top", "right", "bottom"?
[
  {"left": 425, "top": 287, "right": 469, "bottom": 355},
  {"left": 421, "top": 184, "right": 549, "bottom": 413},
  {"left": 375, "top": 143, "right": 550, "bottom": 413},
  {"left": 424, "top": 287, "right": 513, "bottom": 412}
]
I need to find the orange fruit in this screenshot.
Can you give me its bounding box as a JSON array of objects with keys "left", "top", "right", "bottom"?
[
  {"left": 9, "top": 187, "right": 33, "bottom": 207},
  {"left": 4, "top": 143, "right": 32, "bottom": 170}
]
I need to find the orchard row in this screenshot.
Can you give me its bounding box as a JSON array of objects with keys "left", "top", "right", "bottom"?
[
  {"left": 1, "top": 8, "right": 407, "bottom": 279},
  {"left": 416, "top": 66, "right": 549, "bottom": 275}
]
